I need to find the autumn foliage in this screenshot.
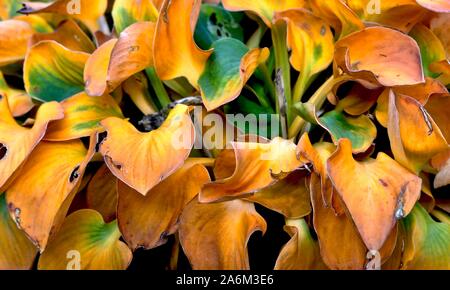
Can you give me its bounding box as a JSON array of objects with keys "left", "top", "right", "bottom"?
[{"left": 0, "top": 0, "right": 449, "bottom": 270}]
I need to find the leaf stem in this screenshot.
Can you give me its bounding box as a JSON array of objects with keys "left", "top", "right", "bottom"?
[{"left": 145, "top": 67, "right": 171, "bottom": 108}]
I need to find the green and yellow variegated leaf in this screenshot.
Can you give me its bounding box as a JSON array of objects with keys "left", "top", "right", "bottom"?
[
  {"left": 112, "top": 0, "right": 159, "bottom": 34},
  {"left": 24, "top": 41, "right": 89, "bottom": 102}
]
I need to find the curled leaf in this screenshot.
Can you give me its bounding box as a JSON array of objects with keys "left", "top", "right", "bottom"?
[
  {"left": 0, "top": 19, "right": 33, "bottom": 66},
  {"left": 200, "top": 137, "right": 302, "bottom": 203},
  {"left": 154, "top": 0, "right": 212, "bottom": 88},
  {"left": 0, "top": 95, "right": 63, "bottom": 192},
  {"left": 335, "top": 27, "right": 424, "bottom": 87},
  {"left": 198, "top": 38, "right": 269, "bottom": 111},
  {"left": 100, "top": 104, "right": 195, "bottom": 195},
  {"left": 179, "top": 199, "right": 267, "bottom": 270},
  {"left": 6, "top": 136, "right": 96, "bottom": 251},
  {"left": 112, "top": 0, "right": 159, "bottom": 34}
]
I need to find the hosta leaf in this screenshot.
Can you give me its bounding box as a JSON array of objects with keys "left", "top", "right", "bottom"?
[
  {"left": 430, "top": 13, "right": 449, "bottom": 58},
  {"left": 318, "top": 110, "right": 377, "bottom": 153},
  {"left": 154, "top": 0, "right": 212, "bottom": 88},
  {"left": 335, "top": 27, "right": 424, "bottom": 88},
  {"left": 0, "top": 194, "right": 38, "bottom": 270},
  {"left": 221, "top": 0, "right": 305, "bottom": 27},
  {"left": 409, "top": 24, "right": 447, "bottom": 78},
  {"left": 0, "top": 95, "right": 63, "bottom": 192},
  {"left": 425, "top": 93, "right": 450, "bottom": 142},
  {"left": 198, "top": 38, "right": 269, "bottom": 111},
  {"left": 244, "top": 170, "right": 311, "bottom": 219},
  {"left": 38, "top": 209, "right": 132, "bottom": 270},
  {"left": 24, "top": 41, "right": 89, "bottom": 102},
  {"left": 99, "top": 104, "right": 195, "bottom": 196},
  {"left": 274, "top": 9, "right": 334, "bottom": 91},
  {"left": 117, "top": 160, "right": 210, "bottom": 250},
  {"left": 347, "top": 0, "right": 427, "bottom": 33},
  {"left": 0, "top": 0, "right": 22, "bottom": 19},
  {"left": 0, "top": 72, "right": 34, "bottom": 117},
  {"left": 327, "top": 138, "right": 422, "bottom": 251},
  {"left": 375, "top": 78, "right": 448, "bottom": 127},
  {"left": 388, "top": 91, "right": 448, "bottom": 174},
  {"left": 0, "top": 19, "right": 33, "bottom": 66},
  {"left": 274, "top": 218, "right": 327, "bottom": 270},
  {"left": 84, "top": 39, "right": 118, "bottom": 97},
  {"left": 310, "top": 173, "right": 398, "bottom": 269},
  {"left": 14, "top": 15, "right": 53, "bottom": 33},
  {"left": 308, "top": 0, "right": 364, "bottom": 38},
  {"left": 106, "top": 22, "right": 155, "bottom": 94},
  {"left": 335, "top": 83, "right": 382, "bottom": 116},
  {"left": 200, "top": 137, "right": 302, "bottom": 203},
  {"left": 45, "top": 92, "right": 123, "bottom": 141},
  {"left": 179, "top": 199, "right": 267, "bottom": 270},
  {"left": 6, "top": 137, "right": 96, "bottom": 251},
  {"left": 30, "top": 19, "right": 95, "bottom": 53},
  {"left": 416, "top": 0, "right": 450, "bottom": 12},
  {"left": 19, "top": 0, "right": 108, "bottom": 32},
  {"left": 401, "top": 204, "right": 450, "bottom": 269},
  {"left": 86, "top": 164, "right": 118, "bottom": 223},
  {"left": 194, "top": 4, "right": 244, "bottom": 50},
  {"left": 112, "top": 0, "right": 159, "bottom": 34}
]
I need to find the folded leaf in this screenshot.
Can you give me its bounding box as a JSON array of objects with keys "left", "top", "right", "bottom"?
[
  {"left": 425, "top": 93, "right": 450, "bottom": 142},
  {"left": 221, "top": 0, "right": 305, "bottom": 27},
  {"left": 154, "top": 0, "right": 212, "bottom": 88},
  {"left": 244, "top": 170, "right": 311, "bottom": 219},
  {"left": 430, "top": 13, "right": 449, "bottom": 58},
  {"left": 198, "top": 38, "right": 269, "bottom": 111},
  {"left": 0, "top": 19, "right": 33, "bottom": 66},
  {"left": 179, "top": 199, "right": 266, "bottom": 270},
  {"left": 327, "top": 138, "right": 422, "bottom": 251},
  {"left": 308, "top": 0, "right": 364, "bottom": 38},
  {"left": 6, "top": 137, "right": 95, "bottom": 251},
  {"left": 19, "top": 0, "right": 108, "bottom": 32},
  {"left": 401, "top": 204, "right": 450, "bottom": 269},
  {"left": 117, "top": 159, "right": 210, "bottom": 250},
  {"left": 100, "top": 104, "right": 195, "bottom": 195},
  {"left": 30, "top": 19, "right": 95, "bottom": 53},
  {"left": 335, "top": 27, "right": 424, "bottom": 87},
  {"left": 0, "top": 95, "right": 63, "bottom": 192},
  {"left": 45, "top": 92, "right": 123, "bottom": 141},
  {"left": 200, "top": 137, "right": 302, "bottom": 203},
  {"left": 106, "top": 22, "right": 155, "bottom": 94},
  {"left": 335, "top": 83, "right": 382, "bottom": 116},
  {"left": 0, "top": 72, "right": 34, "bottom": 117},
  {"left": 14, "top": 14, "right": 53, "bottom": 33},
  {"left": 274, "top": 218, "right": 327, "bottom": 270},
  {"left": 309, "top": 173, "right": 398, "bottom": 269},
  {"left": 409, "top": 24, "right": 447, "bottom": 78},
  {"left": 274, "top": 9, "right": 334, "bottom": 95},
  {"left": 38, "top": 209, "right": 132, "bottom": 270},
  {"left": 0, "top": 194, "right": 38, "bottom": 270},
  {"left": 112, "top": 0, "right": 159, "bottom": 34},
  {"left": 84, "top": 38, "right": 118, "bottom": 97},
  {"left": 388, "top": 91, "right": 448, "bottom": 173},
  {"left": 24, "top": 41, "right": 89, "bottom": 102},
  {"left": 319, "top": 110, "right": 377, "bottom": 153}
]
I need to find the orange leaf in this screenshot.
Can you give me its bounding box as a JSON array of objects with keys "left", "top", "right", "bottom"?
[
  {"left": 179, "top": 199, "right": 266, "bottom": 270},
  {"left": 86, "top": 164, "right": 117, "bottom": 223},
  {"left": 0, "top": 19, "right": 33, "bottom": 66},
  {"left": 335, "top": 27, "right": 424, "bottom": 88},
  {"left": 99, "top": 104, "right": 195, "bottom": 195},
  {"left": 0, "top": 94, "right": 63, "bottom": 192},
  {"left": 6, "top": 135, "right": 96, "bottom": 251},
  {"left": 117, "top": 159, "right": 210, "bottom": 250},
  {"left": 388, "top": 91, "right": 448, "bottom": 173},
  {"left": 327, "top": 138, "right": 422, "bottom": 251},
  {"left": 200, "top": 137, "right": 302, "bottom": 203},
  {"left": 154, "top": 0, "right": 212, "bottom": 88}
]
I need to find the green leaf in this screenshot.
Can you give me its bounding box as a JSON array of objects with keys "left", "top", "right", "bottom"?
[{"left": 194, "top": 4, "right": 244, "bottom": 50}]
